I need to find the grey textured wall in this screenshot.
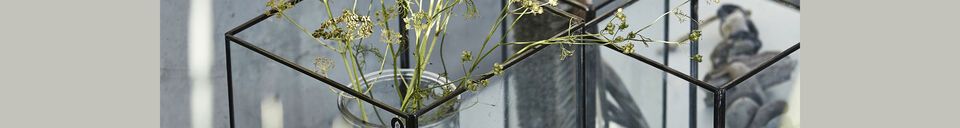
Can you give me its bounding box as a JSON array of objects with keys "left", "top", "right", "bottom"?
[{"left": 161, "top": 0, "right": 191, "bottom": 127}]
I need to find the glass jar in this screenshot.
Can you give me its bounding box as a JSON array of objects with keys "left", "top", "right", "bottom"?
[{"left": 337, "top": 69, "right": 460, "bottom": 128}]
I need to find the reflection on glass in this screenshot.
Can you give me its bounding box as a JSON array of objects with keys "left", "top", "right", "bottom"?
[{"left": 692, "top": 0, "right": 800, "bottom": 128}]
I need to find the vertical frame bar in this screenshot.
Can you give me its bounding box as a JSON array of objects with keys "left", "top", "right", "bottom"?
[
  {"left": 689, "top": 0, "right": 700, "bottom": 128},
  {"left": 405, "top": 115, "right": 418, "bottom": 128},
  {"left": 399, "top": 5, "right": 411, "bottom": 69},
  {"left": 398, "top": 4, "right": 411, "bottom": 98},
  {"left": 500, "top": 0, "right": 511, "bottom": 127},
  {"left": 225, "top": 36, "right": 236, "bottom": 128},
  {"left": 397, "top": 4, "right": 415, "bottom": 127},
  {"left": 713, "top": 90, "right": 726, "bottom": 128},
  {"left": 582, "top": 3, "right": 599, "bottom": 127},
  {"left": 662, "top": 0, "right": 670, "bottom": 127},
  {"left": 579, "top": 21, "right": 587, "bottom": 128},
  {"left": 579, "top": 38, "right": 587, "bottom": 128},
  {"left": 397, "top": 1, "right": 412, "bottom": 103}
]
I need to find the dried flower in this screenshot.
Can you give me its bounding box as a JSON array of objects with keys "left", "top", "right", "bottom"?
[
  {"left": 614, "top": 36, "right": 625, "bottom": 43},
  {"left": 461, "top": 50, "right": 472, "bottom": 62},
  {"left": 604, "top": 23, "right": 616, "bottom": 35},
  {"left": 691, "top": 54, "right": 703, "bottom": 62},
  {"left": 265, "top": 0, "right": 294, "bottom": 16},
  {"left": 441, "top": 81, "right": 454, "bottom": 92},
  {"left": 621, "top": 43, "right": 635, "bottom": 54},
  {"left": 559, "top": 47, "right": 574, "bottom": 61},
  {"left": 615, "top": 8, "right": 627, "bottom": 22},
  {"left": 463, "top": 0, "right": 479, "bottom": 18},
  {"left": 353, "top": 44, "right": 384, "bottom": 64},
  {"left": 403, "top": 12, "right": 435, "bottom": 31},
  {"left": 380, "top": 30, "right": 401, "bottom": 44},
  {"left": 313, "top": 56, "right": 334, "bottom": 76},
  {"left": 467, "top": 79, "right": 490, "bottom": 92},
  {"left": 618, "top": 23, "right": 629, "bottom": 31},
  {"left": 374, "top": 6, "right": 396, "bottom": 23},
  {"left": 466, "top": 80, "right": 479, "bottom": 91},
  {"left": 673, "top": 8, "right": 689, "bottom": 23},
  {"left": 688, "top": 30, "right": 702, "bottom": 42},
  {"left": 512, "top": 0, "right": 545, "bottom": 14},
  {"left": 479, "top": 80, "right": 489, "bottom": 88},
  {"left": 547, "top": 0, "right": 559, "bottom": 6},
  {"left": 492, "top": 63, "right": 504, "bottom": 75},
  {"left": 313, "top": 10, "right": 374, "bottom": 43}
]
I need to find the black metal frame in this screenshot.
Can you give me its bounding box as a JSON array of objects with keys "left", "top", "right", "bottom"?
[{"left": 224, "top": 0, "right": 800, "bottom": 128}]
